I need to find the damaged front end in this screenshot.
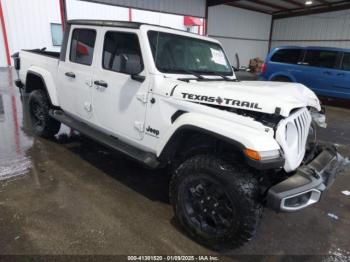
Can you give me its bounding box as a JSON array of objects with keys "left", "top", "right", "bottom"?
[{"left": 267, "top": 144, "right": 349, "bottom": 212}]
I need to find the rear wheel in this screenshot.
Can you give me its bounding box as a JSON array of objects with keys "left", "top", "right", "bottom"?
[
  {"left": 28, "top": 89, "right": 61, "bottom": 138},
  {"left": 271, "top": 76, "right": 291, "bottom": 82},
  {"left": 170, "top": 154, "right": 263, "bottom": 250}
]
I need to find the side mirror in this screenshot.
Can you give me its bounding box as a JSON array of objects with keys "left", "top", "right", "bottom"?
[
  {"left": 232, "top": 66, "right": 239, "bottom": 72},
  {"left": 11, "top": 52, "right": 20, "bottom": 70}
]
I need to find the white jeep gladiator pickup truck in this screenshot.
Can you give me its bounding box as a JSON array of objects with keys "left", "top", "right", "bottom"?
[{"left": 13, "top": 20, "right": 347, "bottom": 249}]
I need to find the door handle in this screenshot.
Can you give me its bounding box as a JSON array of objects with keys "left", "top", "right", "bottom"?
[
  {"left": 94, "top": 80, "right": 108, "bottom": 88},
  {"left": 65, "top": 72, "right": 75, "bottom": 78}
]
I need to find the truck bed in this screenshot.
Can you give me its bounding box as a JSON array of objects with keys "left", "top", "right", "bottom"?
[
  {"left": 19, "top": 49, "right": 60, "bottom": 85},
  {"left": 24, "top": 49, "right": 60, "bottom": 59}
]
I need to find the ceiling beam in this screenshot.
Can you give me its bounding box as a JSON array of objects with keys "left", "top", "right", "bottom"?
[
  {"left": 315, "top": 0, "right": 331, "bottom": 5},
  {"left": 226, "top": 2, "right": 272, "bottom": 14},
  {"left": 273, "top": 2, "right": 350, "bottom": 19},
  {"left": 207, "top": 0, "right": 239, "bottom": 6},
  {"left": 274, "top": 0, "right": 349, "bottom": 14},
  {"left": 245, "top": 0, "right": 288, "bottom": 10},
  {"left": 281, "top": 0, "right": 304, "bottom": 8}
]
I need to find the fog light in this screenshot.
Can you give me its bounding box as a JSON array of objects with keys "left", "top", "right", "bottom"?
[
  {"left": 281, "top": 189, "right": 321, "bottom": 211},
  {"left": 284, "top": 192, "right": 311, "bottom": 208}
]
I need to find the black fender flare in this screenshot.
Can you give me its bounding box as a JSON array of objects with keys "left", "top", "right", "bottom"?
[
  {"left": 158, "top": 124, "right": 245, "bottom": 162},
  {"left": 25, "top": 70, "right": 55, "bottom": 106}
]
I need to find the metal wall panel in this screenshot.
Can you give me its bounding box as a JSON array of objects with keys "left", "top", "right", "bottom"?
[
  {"left": 208, "top": 5, "right": 272, "bottom": 66},
  {"left": 0, "top": 19, "right": 6, "bottom": 67},
  {"left": 66, "top": 0, "right": 202, "bottom": 33},
  {"left": 216, "top": 37, "right": 269, "bottom": 67},
  {"left": 1, "top": 0, "right": 61, "bottom": 61},
  {"left": 66, "top": 0, "right": 129, "bottom": 21},
  {"left": 78, "top": 0, "right": 206, "bottom": 17},
  {"left": 271, "top": 10, "right": 350, "bottom": 49},
  {"left": 208, "top": 5, "right": 271, "bottom": 40}
]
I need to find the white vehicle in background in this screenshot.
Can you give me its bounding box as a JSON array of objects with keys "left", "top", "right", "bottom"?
[{"left": 13, "top": 20, "right": 347, "bottom": 250}]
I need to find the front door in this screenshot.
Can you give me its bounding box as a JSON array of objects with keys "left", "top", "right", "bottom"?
[
  {"left": 58, "top": 26, "right": 97, "bottom": 120},
  {"left": 91, "top": 29, "right": 148, "bottom": 140}
]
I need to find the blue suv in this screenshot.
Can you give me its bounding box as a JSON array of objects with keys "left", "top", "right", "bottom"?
[{"left": 260, "top": 46, "right": 350, "bottom": 100}]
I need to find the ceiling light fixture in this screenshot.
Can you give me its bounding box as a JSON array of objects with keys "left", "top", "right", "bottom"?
[{"left": 305, "top": 0, "right": 313, "bottom": 5}]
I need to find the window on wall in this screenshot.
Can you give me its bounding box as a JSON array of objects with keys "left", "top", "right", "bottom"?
[
  {"left": 102, "top": 31, "right": 143, "bottom": 74},
  {"left": 70, "top": 29, "right": 96, "bottom": 66},
  {"left": 304, "top": 50, "right": 338, "bottom": 69},
  {"left": 50, "top": 23, "right": 63, "bottom": 46}
]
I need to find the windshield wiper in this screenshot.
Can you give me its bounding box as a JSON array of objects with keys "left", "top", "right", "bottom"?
[
  {"left": 204, "top": 71, "right": 237, "bottom": 81},
  {"left": 161, "top": 68, "right": 205, "bottom": 80},
  {"left": 176, "top": 69, "right": 205, "bottom": 79}
]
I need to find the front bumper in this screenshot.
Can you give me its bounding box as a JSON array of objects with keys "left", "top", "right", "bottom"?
[{"left": 267, "top": 145, "right": 348, "bottom": 212}]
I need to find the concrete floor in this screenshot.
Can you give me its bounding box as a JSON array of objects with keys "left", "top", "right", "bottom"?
[{"left": 0, "top": 68, "right": 350, "bottom": 257}]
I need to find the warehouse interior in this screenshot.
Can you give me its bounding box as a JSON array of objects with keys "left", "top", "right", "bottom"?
[
  {"left": 0, "top": 0, "right": 350, "bottom": 258},
  {"left": 1, "top": 0, "right": 350, "bottom": 68}
]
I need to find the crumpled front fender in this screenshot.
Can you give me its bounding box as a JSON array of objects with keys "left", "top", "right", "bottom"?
[{"left": 156, "top": 112, "right": 281, "bottom": 157}]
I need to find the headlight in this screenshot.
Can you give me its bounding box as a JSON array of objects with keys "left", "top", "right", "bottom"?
[
  {"left": 309, "top": 107, "right": 327, "bottom": 128},
  {"left": 244, "top": 148, "right": 281, "bottom": 161},
  {"left": 310, "top": 111, "right": 327, "bottom": 128}
]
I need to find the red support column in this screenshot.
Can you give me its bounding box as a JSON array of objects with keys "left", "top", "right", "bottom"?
[
  {"left": 59, "top": 0, "right": 66, "bottom": 31},
  {"left": 0, "top": 0, "right": 11, "bottom": 66},
  {"left": 128, "top": 8, "right": 132, "bottom": 22},
  {"left": 203, "top": 19, "right": 206, "bottom": 36}
]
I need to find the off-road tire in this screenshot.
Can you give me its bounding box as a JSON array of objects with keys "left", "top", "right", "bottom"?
[
  {"left": 170, "top": 154, "right": 262, "bottom": 250},
  {"left": 28, "top": 89, "right": 61, "bottom": 138}
]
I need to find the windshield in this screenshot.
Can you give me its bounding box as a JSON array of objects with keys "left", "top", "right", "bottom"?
[{"left": 148, "top": 31, "right": 233, "bottom": 76}]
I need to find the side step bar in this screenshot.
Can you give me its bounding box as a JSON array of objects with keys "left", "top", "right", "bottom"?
[{"left": 50, "top": 110, "right": 161, "bottom": 169}]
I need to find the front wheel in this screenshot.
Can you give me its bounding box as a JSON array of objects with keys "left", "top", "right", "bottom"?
[
  {"left": 170, "top": 155, "right": 263, "bottom": 250},
  {"left": 28, "top": 89, "right": 61, "bottom": 138}
]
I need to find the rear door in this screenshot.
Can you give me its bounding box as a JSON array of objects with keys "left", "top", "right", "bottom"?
[
  {"left": 325, "top": 52, "right": 350, "bottom": 99},
  {"left": 58, "top": 26, "right": 97, "bottom": 121},
  {"left": 91, "top": 28, "right": 149, "bottom": 140},
  {"left": 300, "top": 49, "right": 340, "bottom": 96}
]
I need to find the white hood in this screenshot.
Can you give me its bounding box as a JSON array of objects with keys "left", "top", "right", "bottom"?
[{"left": 171, "top": 80, "right": 321, "bottom": 117}]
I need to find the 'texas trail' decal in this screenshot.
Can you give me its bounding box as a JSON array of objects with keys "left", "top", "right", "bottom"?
[{"left": 181, "top": 92, "right": 262, "bottom": 110}]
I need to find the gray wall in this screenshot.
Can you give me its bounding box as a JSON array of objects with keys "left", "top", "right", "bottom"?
[
  {"left": 78, "top": 0, "right": 206, "bottom": 17},
  {"left": 0, "top": 21, "right": 7, "bottom": 67},
  {"left": 208, "top": 5, "right": 272, "bottom": 67},
  {"left": 271, "top": 9, "right": 350, "bottom": 49}
]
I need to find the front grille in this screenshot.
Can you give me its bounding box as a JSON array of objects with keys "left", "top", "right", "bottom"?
[
  {"left": 276, "top": 108, "right": 312, "bottom": 172},
  {"left": 293, "top": 109, "right": 311, "bottom": 156}
]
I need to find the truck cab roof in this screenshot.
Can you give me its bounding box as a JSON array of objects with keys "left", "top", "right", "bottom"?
[
  {"left": 67, "top": 19, "right": 198, "bottom": 35},
  {"left": 66, "top": 19, "right": 219, "bottom": 43}
]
